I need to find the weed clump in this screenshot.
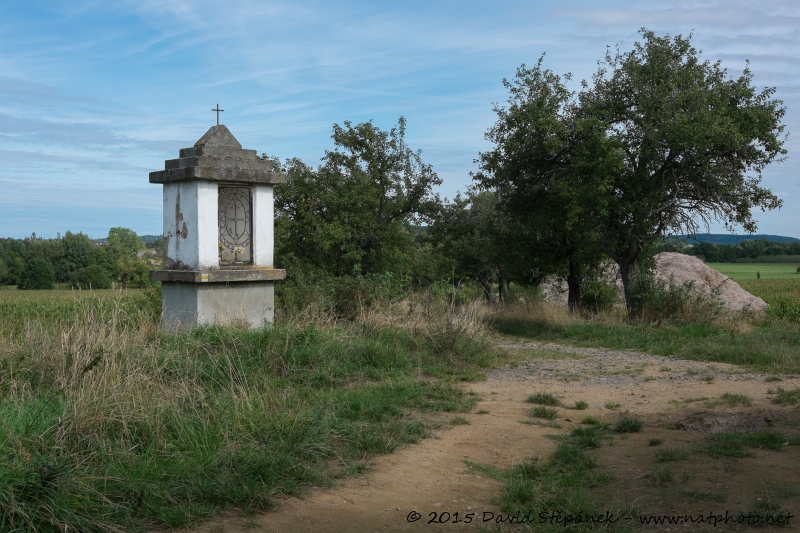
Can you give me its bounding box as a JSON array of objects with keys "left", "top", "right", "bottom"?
[
  {"left": 526, "top": 392, "right": 560, "bottom": 406},
  {"left": 569, "top": 426, "right": 606, "bottom": 449},
  {"left": 704, "top": 431, "right": 800, "bottom": 457},
  {"left": 581, "top": 416, "right": 603, "bottom": 427},
  {"left": 614, "top": 417, "right": 643, "bottom": 433},
  {"left": 771, "top": 387, "right": 800, "bottom": 406},
  {"left": 721, "top": 392, "right": 752, "bottom": 407},
  {"left": 530, "top": 406, "right": 558, "bottom": 420}
]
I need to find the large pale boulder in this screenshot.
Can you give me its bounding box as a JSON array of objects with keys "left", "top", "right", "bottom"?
[
  {"left": 653, "top": 252, "right": 767, "bottom": 313},
  {"left": 540, "top": 252, "right": 767, "bottom": 313}
]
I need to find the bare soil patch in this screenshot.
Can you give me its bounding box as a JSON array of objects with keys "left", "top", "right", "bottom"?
[{"left": 174, "top": 341, "right": 800, "bottom": 533}]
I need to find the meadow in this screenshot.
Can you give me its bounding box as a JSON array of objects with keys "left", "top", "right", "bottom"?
[
  {"left": 706, "top": 264, "right": 800, "bottom": 315},
  {"left": 707, "top": 262, "right": 800, "bottom": 280}
]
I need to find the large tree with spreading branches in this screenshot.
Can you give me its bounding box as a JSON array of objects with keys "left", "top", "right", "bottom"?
[{"left": 477, "top": 30, "right": 786, "bottom": 313}]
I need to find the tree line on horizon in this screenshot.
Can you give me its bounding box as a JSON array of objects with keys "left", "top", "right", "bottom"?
[
  {"left": 0, "top": 228, "right": 151, "bottom": 290},
  {"left": 663, "top": 238, "right": 800, "bottom": 264}
]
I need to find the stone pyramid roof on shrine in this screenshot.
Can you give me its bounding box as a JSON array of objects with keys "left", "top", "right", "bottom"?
[{"left": 149, "top": 125, "right": 285, "bottom": 184}]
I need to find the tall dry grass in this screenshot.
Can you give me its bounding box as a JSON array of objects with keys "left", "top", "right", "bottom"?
[{"left": 0, "top": 288, "right": 498, "bottom": 532}]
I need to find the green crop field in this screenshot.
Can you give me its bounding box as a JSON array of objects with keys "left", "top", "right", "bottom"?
[{"left": 706, "top": 263, "right": 800, "bottom": 280}]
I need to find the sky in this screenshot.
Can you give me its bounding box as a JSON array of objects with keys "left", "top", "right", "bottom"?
[{"left": 0, "top": 0, "right": 798, "bottom": 239}]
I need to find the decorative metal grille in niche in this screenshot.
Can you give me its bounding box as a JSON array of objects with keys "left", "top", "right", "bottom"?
[{"left": 218, "top": 186, "right": 252, "bottom": 265}]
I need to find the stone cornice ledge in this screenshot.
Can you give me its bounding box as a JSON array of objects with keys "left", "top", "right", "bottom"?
[{"left": 150, "top": 269, "right": 287, "bottom": 283}]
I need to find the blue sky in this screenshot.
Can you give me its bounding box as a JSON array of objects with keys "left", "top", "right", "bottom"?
[{"left": 1, "top": 0, "right": 798, "bottom": 239}]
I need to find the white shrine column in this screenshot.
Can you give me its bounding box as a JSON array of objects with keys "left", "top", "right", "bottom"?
[
  {"left": 252, "top": 184, "right": 274, "bottom": 268},
  {"left": 162, "top": 181, "right": 219, "bottom": 270}
]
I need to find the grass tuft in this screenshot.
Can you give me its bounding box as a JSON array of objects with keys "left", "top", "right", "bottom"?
[
  {"left": 647, "top": 466, "right": 673, "bottom": 485},
  {"left": 614, "top": 417, "right": 643, "bottom": 433},
  {"left": 703, "top": 431, "right": 799, "bottom": 457},
  {"left": 771, "top": 387, "right": 800, "bottom": 406},
  {"left": 721, "top": 392, "right": 752, "bottom": 407},
  {"left": 569, "top": 426, "right": 607, "bottom": 449},
  {"left": 525, "top": 392, "right": 560, "bottom": 406},
  {"left": 530, "top": 406, "right": 558, "bottom": 420},
  {"left": 581, "top": 416, "right": 603, "bottom": 426}
]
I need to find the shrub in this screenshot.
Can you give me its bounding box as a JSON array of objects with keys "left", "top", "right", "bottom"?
[
  {"left": 628, "top": 263, "right": 722, "bottom": 323},
  {"left": 17, "top": 257, "right": 55, "bottom": 290},
  {"left": 337, "top": 273, "right": 408, "bottom": 316},
  {"left": 275, "top": 264, "right": 410, "bottom": 320},
  {"left": 71, "top": 265, "right": 113, "bottom": 289},
  {"left": 580, "top": 269, "right": 619, "bottom": 313}
]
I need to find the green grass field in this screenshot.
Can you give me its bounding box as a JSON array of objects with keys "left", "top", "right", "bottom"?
[
  {"left": 0, "top": 289, "right": 501, "bottom": 532},
  {"left": 703, "top": 264, "right": 800, "bottom": 306},
  {"left": 707, "top": 263, "right": 800, "bottom": 280}
]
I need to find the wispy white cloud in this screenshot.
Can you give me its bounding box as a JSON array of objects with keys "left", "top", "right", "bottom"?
[{"left": 0, "top": 0, "right": 798, "bottom": 237}]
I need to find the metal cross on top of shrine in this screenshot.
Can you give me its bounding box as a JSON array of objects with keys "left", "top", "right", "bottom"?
[{"left": 212, "top": 104, "right": 224, "bottom": 125}]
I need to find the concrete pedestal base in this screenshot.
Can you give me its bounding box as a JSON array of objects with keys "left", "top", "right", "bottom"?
[{"left": 161, "top": 281, "right": 275, "bottom": 331}]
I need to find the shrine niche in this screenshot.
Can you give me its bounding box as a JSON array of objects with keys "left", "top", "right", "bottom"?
[{"left": 218, "top": 185, "right": 252, "bottom": 265}]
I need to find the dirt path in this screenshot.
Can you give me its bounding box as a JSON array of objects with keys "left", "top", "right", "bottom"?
[{"left": 183, "top": 341, "right": 800, "bottom": 533}]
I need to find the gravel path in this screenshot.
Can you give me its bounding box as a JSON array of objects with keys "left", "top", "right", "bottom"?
[{"left": 490, "top": 340, "right": 790, "bottom": 387}]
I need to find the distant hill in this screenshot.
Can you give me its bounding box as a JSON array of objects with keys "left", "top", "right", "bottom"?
[
  {"left": 91, "top": 234, "right": 162, "bottom": 246},
  {"left": 139, "top": 235, "right": 162, "bottom": 246},
  {"left": 670, "top": 234, "right": 800, "bottom": 245}
]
